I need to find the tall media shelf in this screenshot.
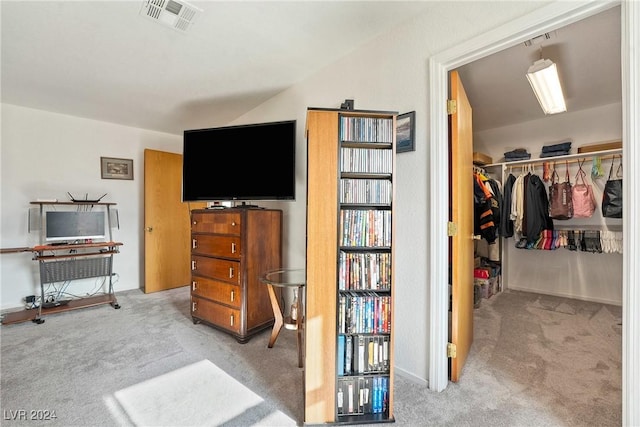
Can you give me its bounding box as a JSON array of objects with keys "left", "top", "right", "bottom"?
[{"left": 305, "top": 108, "right": 396, "bottom": 424}]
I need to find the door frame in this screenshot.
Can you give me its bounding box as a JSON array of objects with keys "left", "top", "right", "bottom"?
[{"left": 428, "top": 1, "right": 639, "bottom": 425}]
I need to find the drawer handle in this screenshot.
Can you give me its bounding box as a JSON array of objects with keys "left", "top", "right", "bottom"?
[
  {"left": 192, "top": 220, "right": 197, "bottom": 225},
  {"left": 192, "top": 238, "right": 197, "bottom": 249},
  {"left": 192, "top": 301, "right": 197, "bottom": 312},
  {"left": 191, "top": 260, "right": 196, "bottom": 271},
  {"left": 230, "top": 290, "right": 235, "bottom": 302},
  {"left": 230, "top": 314, "right": 234, "bottom": 326},
  {"left": 192, "top": 281, "right": 197, "bottom": 291},
  {"left": 229, "top": 267, "right": 234, "bottom": 278},
  {"left": 231, "top": 221, "right": 236, "bottom": 226},
  {"left": 231, "top": 242, "right": 236, "bottom": 254}
]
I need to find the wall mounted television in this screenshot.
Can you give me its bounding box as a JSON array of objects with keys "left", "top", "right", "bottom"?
[
  {"left": 182, "top": 120, "right": 296, "bottom": 204},
  {"left": 45, "top": 211, "right": 106, "bottom": 242}
]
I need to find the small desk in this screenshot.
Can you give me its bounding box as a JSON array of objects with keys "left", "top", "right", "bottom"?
[
  {"left": 1, "top": 242, "right": 122, "bottom": 325},
  {"left": 260, "top": 268, "right": 305, "bottom": 368}
]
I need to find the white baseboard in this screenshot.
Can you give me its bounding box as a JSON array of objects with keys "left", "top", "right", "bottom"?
[{"left": 394, "top": 366, "right": 428, "bottom": 387}]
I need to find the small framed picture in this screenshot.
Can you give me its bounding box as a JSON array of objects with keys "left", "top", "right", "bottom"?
[
  {"left": 396, "top": 111, "right": 415, "bottom": 153},
  {"left": 101, "top": 157, "right": 134, "bottom": 180}
]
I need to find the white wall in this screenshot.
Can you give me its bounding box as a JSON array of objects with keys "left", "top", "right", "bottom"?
[
  {"left": 1, "top": 104, "right": 182, "bottom": 309},
  {"left": 474, "top": 102, "right": 623, "bottom": 304},
  {"left": 474, "top": 102, "right": 622, "bottom": 161},
  {"left": 232, "top": 1, "right": 550, "bottom": 383},
  {"left": 1, "top": 1, "right": 551, "bottom": 386}
]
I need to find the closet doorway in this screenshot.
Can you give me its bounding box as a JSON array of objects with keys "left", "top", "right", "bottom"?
[
  {"left": 457, "top": 3, "right": 622, "bottom": 375},
  {"left": 429, "top": 3, "right": 638, "bottom": 424}
]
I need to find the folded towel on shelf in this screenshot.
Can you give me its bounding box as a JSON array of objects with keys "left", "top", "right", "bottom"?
[
  {"left": 504, "top": 153, "right": 532, "bottom": 161},
  {"left": 540, "top": 150, "right": 571, "bottom": 158},
  {"left": 504, "top": 148, "right": 530, "bottom": 158},
  {"left": 504, "top": 148, "right": 531, "bottom": 162},
  {"left": 541, "top": 141, "right": 572, "bottom": 153}
]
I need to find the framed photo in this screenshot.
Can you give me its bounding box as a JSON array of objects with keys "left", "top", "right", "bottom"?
[
  {"left": 396, "top": 111, "right": 415, "bottom": 153},
  {"left": 101, "top": 157, "right": 133, "bottom": 180}
]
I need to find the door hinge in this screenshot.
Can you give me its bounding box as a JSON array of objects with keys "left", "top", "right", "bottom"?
[
  {"left": 447, "top": 99, "right": 457, "bottom": 115},
  {"left": 447, "top": 222, "right": 457, "bottom": 237},
  {"left": 447, "top": 342, "right": 457, "bottom": 358}
]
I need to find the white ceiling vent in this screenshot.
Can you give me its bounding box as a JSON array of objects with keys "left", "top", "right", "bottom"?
[{"left": 140, "top": 0, "right": 202, "bottom": 33}]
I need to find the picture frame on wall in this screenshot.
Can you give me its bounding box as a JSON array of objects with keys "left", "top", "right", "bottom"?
[
  {"left": 396, "top": 111, "right": 415, "bottom": 153},
  {"left": 101, "top": 157, "right": 133, "bottom": 180}
]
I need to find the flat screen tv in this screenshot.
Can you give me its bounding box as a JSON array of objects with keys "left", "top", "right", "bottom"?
[
  {"left": 45, "top": 211, "right": 106, "bottom": 242},
  {"left": 182, "top": 120, "right": 296, "bottom": 203}
]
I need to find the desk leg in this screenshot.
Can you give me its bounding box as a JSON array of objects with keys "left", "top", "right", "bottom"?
[
  {"left": 266, "top": 284, "right": 283, "bottom": 348},
  {"left": 35, "top": 258, "right": 45, "bottom": 324}
]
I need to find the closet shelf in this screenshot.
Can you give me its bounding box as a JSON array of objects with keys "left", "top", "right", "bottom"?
[{"left": 486, "top": 148, "right": 622, "bottom": 168}]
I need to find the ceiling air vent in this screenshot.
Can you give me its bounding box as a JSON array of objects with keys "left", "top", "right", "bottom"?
[{"left": 140, "top": 0, "right": 202, "bottom": 33}]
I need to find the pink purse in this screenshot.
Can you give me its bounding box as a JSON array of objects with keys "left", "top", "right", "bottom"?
[{"left": 572, "top": 159, "right": 596, "bottom": 218}]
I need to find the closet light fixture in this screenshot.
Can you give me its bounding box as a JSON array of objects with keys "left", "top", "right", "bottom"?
[{"left": 526, "top": 58, "right": 567, "bottom": 115}]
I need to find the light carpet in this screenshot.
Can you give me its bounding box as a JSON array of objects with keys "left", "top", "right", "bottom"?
[
  {"left": 113, "top": 359, "right": 295, "bottom": 426},
  {"left": 0, "top": 286, "right": 621, "bottom": 426}
]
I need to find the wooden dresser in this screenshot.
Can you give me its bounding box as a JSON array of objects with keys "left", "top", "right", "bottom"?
[{"left": 190, "top": 208, "right": 282, "bottom": 343}]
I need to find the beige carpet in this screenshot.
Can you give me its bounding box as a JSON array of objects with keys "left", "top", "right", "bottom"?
[
  {"left": 113, "top": 359, "right": 296, "bottom": 426},
  {"left": 0, "top": 287, "right": 621, "bottom": 426}
]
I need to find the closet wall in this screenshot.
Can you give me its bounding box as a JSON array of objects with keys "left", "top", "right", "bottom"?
[{"left": 474, "top": 102, "right": 622, "bottom": 306}]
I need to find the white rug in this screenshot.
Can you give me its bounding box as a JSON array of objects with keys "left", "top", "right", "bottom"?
[{"left": 113, "top": 359, "right": 296, "bottom": 426}]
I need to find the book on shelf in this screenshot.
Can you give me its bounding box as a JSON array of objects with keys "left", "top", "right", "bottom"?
[
  {"left": 345, "top": 335, "right": 353, "bottom": 375},
  {"left": 338, "top": 335, "right": 346, "bottom": 376}
]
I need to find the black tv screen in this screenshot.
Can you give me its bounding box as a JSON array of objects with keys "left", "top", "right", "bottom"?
[{"left": 182, "top": 120, "right": 296, "bottom": 202}]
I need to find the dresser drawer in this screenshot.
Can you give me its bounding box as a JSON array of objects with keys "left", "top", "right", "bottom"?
[
  {"left": 191, "top": 211, "right": 241, "bottom": 235},
  {"left": 192, "top": 235, "right": 241, "bottom": 259},
  {"left": 191, "top": 276, "right": 242, "bottom": 309},
  {"left": 191, "top": 256, "right": 241, "bottom": 284},
  {"left": 191, "top": 296, "right": 241, "bottom": 334}
]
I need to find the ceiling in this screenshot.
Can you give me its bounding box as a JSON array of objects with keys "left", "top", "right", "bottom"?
[
  {"left": 1, "top": 2, "right": 621, "bottom": 136},
  {"left": 1, "top": 1, "right": 435, "bottom": 135},
  {"left": 456, "top": 5, "right": 621, "bottom": 132}
]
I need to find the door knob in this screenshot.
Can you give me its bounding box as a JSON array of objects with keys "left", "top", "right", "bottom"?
[{"left": 145, "top": 227, "right": 153, "bottom": 232}]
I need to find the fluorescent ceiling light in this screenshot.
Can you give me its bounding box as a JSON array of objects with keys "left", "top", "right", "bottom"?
[{"left": 526, "top": 58, "right": 567, "bottom": 115}]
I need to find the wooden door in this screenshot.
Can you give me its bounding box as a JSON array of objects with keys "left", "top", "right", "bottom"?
[
  {"left": 449, "top": 70, "right": 475, "bottom": 382},
  {"left": 144, "top": 149, "right": 204, "bottom": 293}
]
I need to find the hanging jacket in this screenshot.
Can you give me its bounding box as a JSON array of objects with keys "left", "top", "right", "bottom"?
[
  {"left": 486, "top": 178, "right": 502, "bottom": 234},
  {"left": 473, "top": 174, "right": 497, "bottom": 244},
  {"left": 510, "top": 173, "right": 525, "bottom": 236},
  {"left": 525, "top": 174, "right": 554, "bottom": 243},
  {"left": 501, "top": 173, "right": 515, "bottom": 238}
]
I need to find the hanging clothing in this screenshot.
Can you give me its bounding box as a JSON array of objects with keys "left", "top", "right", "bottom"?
[
  {"left": 486, "top": 178, "right": 503, "bottom": 234},
  {"left": 501, "top": 173, "right": 515, "bottom": 238},
  {"left": 473, "top": 174, "right": 497, "bottom": 244},
  {"left": 476, "top": 171, "right": 502, "bottom": 237},
  {"left": 510, "top": 172, "right": 526, "bottom": 236},
  {"left": 525, "top": 174, "right": 554, "bottom": 243},
  {"left": 522, "top": 173, "right": 531, "bottom": 238}
]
